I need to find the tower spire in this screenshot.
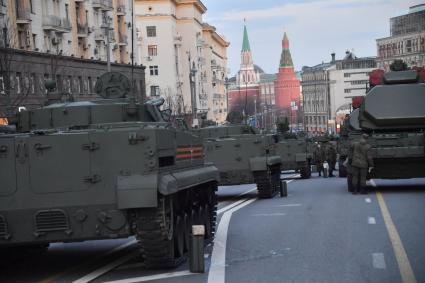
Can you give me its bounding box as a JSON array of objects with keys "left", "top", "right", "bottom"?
[
  {"left": 279, "top": 32, "right": 293, "bottom": 68},
  {"left": 242, "top": 19, "right": 251, "bottom": 51}
]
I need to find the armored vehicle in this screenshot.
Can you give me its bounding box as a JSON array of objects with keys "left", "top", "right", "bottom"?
[
  {"left": 345, "top": 69, "right": 425, "bottom": 188},
  {"left": 196, "top": 125, "right": 282, "bottom": 198},
  {"left": 0, "top": 72, "right": 219, "bottom": 268},
  {"left": 275, "top": 135, "right": 312, "bottom": 179}
]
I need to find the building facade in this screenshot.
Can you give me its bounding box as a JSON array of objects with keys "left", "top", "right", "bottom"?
[
  {"left": 134, "top": 0, "right": 229, "bottom": 125},
  {"left": 0, "top": 49, "right": 145, "bottom": 117},
  {"left": 376, "top": 4, "right": 425, "bottom": 70},
  {"left": 1, "top": 0, "right": 136, "bottom": 64},
  {"left": 302, "top": 52, "right": 376, "bottom": 135}
]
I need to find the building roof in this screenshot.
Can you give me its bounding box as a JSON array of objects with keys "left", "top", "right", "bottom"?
[
  {"left": 254, "top": 64, "right": 265, "bottom": 74},
  {"left": 242, "top": 23, "right": 251, "bottom": 51},
  {"left": 260, "top": 73, "right": 277, "bottom": 82}
]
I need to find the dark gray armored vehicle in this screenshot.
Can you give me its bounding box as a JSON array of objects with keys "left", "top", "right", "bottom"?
[
  {"left": 0, "top": 72, "right": 219, "bottom": 268},
  {"left": 275, "top": 135, "right": 312, "bottom": 179},
  {"left": 195, "top": 125, "right": 282, "bottom": 198},
  {"left": 344, "top": 69, "right": 425, "bottom": 188}
]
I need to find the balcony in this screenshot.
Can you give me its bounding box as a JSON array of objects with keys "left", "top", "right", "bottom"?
[
  {"left": 94, "top": 29, "right": 105, "bottom": 41},
  {"left": 16, "top": 3, "right": 31, "bottom": 24},
  {"left": 42, "top": 16, "right": 71, "bottom": 33},
  {"left": 77, "top": 23, "right": 88, "bottom": 37},
  {"left": 118, "top": 34, "right": 127, "bottom": 45},
  {"left": 92, "top": 0, "right": 113, "bottom": 11}
]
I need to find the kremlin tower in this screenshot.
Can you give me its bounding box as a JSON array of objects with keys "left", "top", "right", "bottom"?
[
  {"left": 227, "top": 21, "right": 261, "bottom": 119},
  {"left": 274, "top": 32, "right": 301, "bottom": 127}
]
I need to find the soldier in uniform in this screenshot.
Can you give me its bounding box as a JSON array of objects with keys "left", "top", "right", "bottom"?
[
  {"left": 313, "top": 142, "right": 324, "bottom": 177},
  {"left": 348, "top": 133, "right": 374, "bottom": 194},
  {"left": 324, "top": 141, "right": 337, "bottom": 177}
]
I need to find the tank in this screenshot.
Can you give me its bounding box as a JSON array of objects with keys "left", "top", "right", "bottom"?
[
  {"left": 274, "top": 134, "right": 312, "bottom": 179},
  {"left": 0, "top": 72, "right": 219, "bottom": 268},
  {"left": 195, "top": 125, "right": 282, "bottom": 198},
  {"left": 346, "top": 69, "right": 425, "bottom": 182}
]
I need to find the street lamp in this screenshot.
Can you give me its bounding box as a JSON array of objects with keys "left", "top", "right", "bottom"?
[
  {"left": 101, "top": 13, "right": 113, "bottom": 72},
  {"left": 189, "top": 60, "right": 197, "bottom": 127}
]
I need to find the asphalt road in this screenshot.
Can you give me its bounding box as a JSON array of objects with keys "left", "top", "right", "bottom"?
[{"left": 1, "top": 172, "right": 424, "bottom": 283}]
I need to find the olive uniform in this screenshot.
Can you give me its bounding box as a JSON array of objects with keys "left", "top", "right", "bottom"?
[
  {"left": 348, "top": 134, "right": 374, "bottom": 194},
  {"left": 313, "top": 144, "right": 324, "bottom": 176},
  {"left": 324, "top": 142, "right": 337, "bottom": 177}
]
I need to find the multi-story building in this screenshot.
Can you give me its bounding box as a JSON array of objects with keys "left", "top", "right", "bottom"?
[
  {"left": 1, "top": 0, "right": 135, "bottom": 63},
  {"left": 134, "top": 0, "right": 229, "bottom": 124},
  {"left": 376, "top": 4, "right": 425, "bottom": 70},
  {"left": 259, "top": 73, "right": 276, "bottom": 130},
  {"left": 202, "top": 23, "right": 229, "bottom": 123},
  {"left": 302, "top": 52, "right": 376, "bottom": 135},
  {"left": 302, "top": 62, "right": 332, "bottom": 135}
]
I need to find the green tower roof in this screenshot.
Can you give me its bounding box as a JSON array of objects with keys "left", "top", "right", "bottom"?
[
  {"left": 242, "top": 24, "right": 251, "bottom": 52},
  {"left": 280, "top": 32, "right": 293, "bottom": 68}
]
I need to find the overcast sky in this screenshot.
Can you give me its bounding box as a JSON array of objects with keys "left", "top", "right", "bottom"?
[{"left": 202, "top": 0, "right": 424, "bottom": 76}]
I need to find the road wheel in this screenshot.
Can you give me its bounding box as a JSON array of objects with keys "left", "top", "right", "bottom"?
[{"left": 300, "top": 163, "right": 311, "bottom": 179}]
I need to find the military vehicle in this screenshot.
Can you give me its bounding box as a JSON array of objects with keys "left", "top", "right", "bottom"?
[
  {"left": 196, "top": 125, "right": 282, "bottom": 198},
  {"left": 344, "top": 68, "right": 425, "bottom": 190},
  {"left": 0, "top": 72, "right": 219, "bottom": 268},
  {"left": 275, "top": 135, "right": 312, "bottom": 179}
]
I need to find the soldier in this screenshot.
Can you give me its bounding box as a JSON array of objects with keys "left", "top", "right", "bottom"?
[
  {"left": 324, "top": 141, "right": 337, "bottom": 177},
  {"left": 313, "top": 142, "right": 324, "bottom": 177},
  {"left": 348, "top": 133, "right": 374, "bottom": 194}
]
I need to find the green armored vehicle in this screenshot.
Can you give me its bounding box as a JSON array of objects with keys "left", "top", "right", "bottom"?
[
  {"left": 345, "top": 69, "right": 425, "bottom": 187},
  {"left": 196, "top": 125, "right": 282, "bottom": 198},
  {"left": 0, "top": 72, "right": 219, "bottom": 268},
  {"left": 275, "top": 135, "right": 312, "bottom": 179}
]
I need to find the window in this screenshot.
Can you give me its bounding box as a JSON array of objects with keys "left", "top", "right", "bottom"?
[
  {"left": 148, "top": 45, "right": 157, "bottom": 56},
  {"left": 149, "top": 66, "right": 158, "bottom": 76},
  {"left": 150, "top": 85, "right": 159, "bottom": 96},
  {"left": 147, "top": 26, "right": 156, "bottom": 37},
  {"left": 29, "top": 0, "right": 34, "bottom": 13},
  {"left": 32, "top": 34, "right": 37, "bottom": 49},
  {"left": 344, "top": 73, "right": 350, "bottom": 78},
  {"left": 344, "top": 89, "right": 351, "bottom": 93}
]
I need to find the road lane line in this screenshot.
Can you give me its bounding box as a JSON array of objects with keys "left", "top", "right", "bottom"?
[
  {"left": 208, "top": 198, "right": 257, "bottom": 283},
  {"left": 365, "top": 198, "right": 372, "bottom": 203},
  {"left": 102, "top": 270, "right": 194, "bottom": 283},
  {"left": 372, "top": 253, "right": 387, "bottom": 269},
  {"left": 38, "top": 238, "right": 137, "bottom": 283},
  {"left": 376, "top": 192, "right": 417, "bottom": 283},
  {"left": 368, "top": 217, "right": 376, "bottom": 225},
  {"left": 73, "top": 250, "right": 139, "bottom": 283},
  {"left": 217, "top": 197, "right": 253, "bottom": 215}
]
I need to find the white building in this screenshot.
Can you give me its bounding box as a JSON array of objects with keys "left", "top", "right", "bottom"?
[
  {"left": 134, "top": 0, "right": 229, "bottom": 124},
  {"left": 1, "top": 0, "right": 136, "bottom": 64}
]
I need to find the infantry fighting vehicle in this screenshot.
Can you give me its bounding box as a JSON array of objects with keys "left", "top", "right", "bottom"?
[
  {"left": 275, "top": 135, "right": 312, "bottom": 179},
  {"left": 344, "top": 68, "right": 425, "bottom": 189},
  {"left": 196, "top": 125, "right": 282, "bottom": 198},
  {"left": 0, "top": 72, "right": 219, "bottom": 268}
]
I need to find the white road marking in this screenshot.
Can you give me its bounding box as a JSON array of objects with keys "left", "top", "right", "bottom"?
[
  {"left": 217, "top": 197, "right": 253, "bottom": 215},
  {"left": 252, "top": 213, "right": 286, "bottom": 217},
  {"left": 208, "top": 198, "right": 257, "bottom": 283},
  {"left": 365, "top": 198, "right": 372, "bottom": 203},
  {"left": 73, "top": 250, "right": 138, "bottom": 283},
  {"left": 368, "top": 217, "right": 376, "bottom": 225},
  {"left": 275, "top": 204, "right": 302, "bottom": 207},
  {"left": 369, "top": 179, "right": 377, "bottom": 187},
  {"left": 102, "top": 270, "right": 194, "bottom": 283},
  {"left": 372, "top": 253, "right": 387, "bottom": 269}
]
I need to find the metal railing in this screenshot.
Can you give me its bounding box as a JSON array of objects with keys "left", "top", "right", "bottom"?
[
  {"left": 42, "top": 16, "right": 71, "bottom": 32},
  {"left": 92, "top": 0, "right": 113, "bottom": 10}
]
